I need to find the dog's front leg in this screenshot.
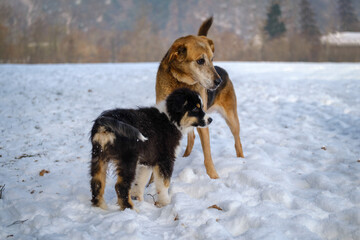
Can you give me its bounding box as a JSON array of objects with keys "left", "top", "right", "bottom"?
[
  {"left": 183, "top": 130, "right": 195, "bottom": 157},
  {"left": 197, "top": 127, "right": 219, "bottom": 179},
  {"left": 153, "top": 165, "right": 171, "bottom": 207},
  {"left": 130, "top": 164, "right": 152, "bottom": 201}
]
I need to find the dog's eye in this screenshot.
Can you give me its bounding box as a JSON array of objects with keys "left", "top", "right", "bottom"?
[
  {"left": 196, "top": 58, "right": 205, "bottom": 65},
  {"left": 192, "top": 107, "right": 200, "bottom": 112}
]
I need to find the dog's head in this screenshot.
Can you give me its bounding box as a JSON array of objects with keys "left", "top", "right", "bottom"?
[
  {"left": 165, "top": 35, "right": 222, "bottom": 90},
  {"left": 164, "top": 88, "right": 212, "bottom": 133}
]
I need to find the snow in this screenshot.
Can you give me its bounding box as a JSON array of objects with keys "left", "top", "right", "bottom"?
[
  {"left": 0, "top": 62, "right": 360, "bottom": 239},
  {"left": 321, "top": 32, "right": 360, "bottom": 46}
]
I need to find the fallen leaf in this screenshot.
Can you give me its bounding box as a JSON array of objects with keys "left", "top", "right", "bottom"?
[
  {"left": 39, "top": 169, "right": 50, "bottom": 176},
  {"left": 208, "top": 204, "right": 223, "bottom": 211}
]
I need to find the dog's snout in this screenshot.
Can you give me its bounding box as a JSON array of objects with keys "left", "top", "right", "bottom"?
[
  {"left": 198, "top": 115, "right": 212, "bottom": 128},
  {"left": 214, "top": 78, "right": 222, "bottom": 86}
]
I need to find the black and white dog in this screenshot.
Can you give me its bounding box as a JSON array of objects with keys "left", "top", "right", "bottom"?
[{"left": 90, "top": 88, "right": 212, "bottom": 210}]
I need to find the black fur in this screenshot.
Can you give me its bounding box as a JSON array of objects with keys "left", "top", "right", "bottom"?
[
  {"left": 94, "top": 116, "right": 143, "bottom": 141},
  {"left": 90, "top": 179, "right": 101, "bottom": 206},
  {"left": 90, "top": 88, "right": 209, "bottom": 210},
  {"left": 207, "top": 66, "right": 229, "bottom": 108},
  {"left": 166, "top": 88, "right": 207, "bottom": 128},
  {"left": 198, "top": 16, "right": 213, "bottom": 36}
]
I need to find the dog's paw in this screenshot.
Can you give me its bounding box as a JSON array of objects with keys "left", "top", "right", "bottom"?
[
  {"left": 207, "top": 170, "right": 219, "bottom": 179},
  {"left": 155, "top": 201, "right": 169, "bottom": 208},
  {"left": 130, "top": 188, "right": 144, "bottom": 201},
  {"left": 133, "top": 207, "right": 140, "bottom": 213},
  {"left": 131, "top": 195, "right": 144, "bottom": 201},
  {"left": 155, "top": 197, "right": 171, "bottom": 208},
  {"left": 98, "top": 201, "right": 108, "bottom": 210}
]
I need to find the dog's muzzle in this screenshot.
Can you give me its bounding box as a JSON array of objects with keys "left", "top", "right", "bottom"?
[{"left": 209, "top": 77, "right": 222, "bottom": 90}]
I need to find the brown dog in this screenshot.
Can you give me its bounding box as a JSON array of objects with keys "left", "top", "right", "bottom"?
[{"left": 156, "top": 17, "right": 244, "bottom": 179}]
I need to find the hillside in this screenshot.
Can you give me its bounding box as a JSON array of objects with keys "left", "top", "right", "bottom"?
[
  {"left": 1, "top": 0, "right": 359, "bottom": 62},
  {"left": 3, "top": 0, "right": 359, "bottom": 39}
]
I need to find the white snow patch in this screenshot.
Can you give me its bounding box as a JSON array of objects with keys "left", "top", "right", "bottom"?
[{"left": 0, "top": 62, "right": 359, "bottom": 239}]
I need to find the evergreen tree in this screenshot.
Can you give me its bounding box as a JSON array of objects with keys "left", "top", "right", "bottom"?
[
  {"left": 264, "top": 2, "right": 286, "bottom": 39},
  {"left": 338, "top": 0, "right": 360, "bottom": 31},
  {"left": 299, "top": 0, "right": 320, "bottom": 42}
]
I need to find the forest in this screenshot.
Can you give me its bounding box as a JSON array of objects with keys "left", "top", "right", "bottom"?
[{"left": 0, "top": 0, "right": 359, "bottom": 63}]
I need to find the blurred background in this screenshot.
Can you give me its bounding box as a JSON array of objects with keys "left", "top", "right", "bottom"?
[{"left": 0, "top": 0, "right": 359, "bottom": 63}]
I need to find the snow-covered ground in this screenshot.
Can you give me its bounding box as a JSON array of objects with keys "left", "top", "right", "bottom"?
[{"left": 0, "top": 62, "right": 359, "bottom": 240}]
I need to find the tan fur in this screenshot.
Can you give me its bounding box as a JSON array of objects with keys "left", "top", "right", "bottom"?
[
  {"left": 116, "top": 193, "right": 134, "bottom": 211},
  {"left": 92, "top": 160, "right": 108, "bottom": 210},
  {"left": 116, "top": 175, "right": 134, "bottom": 210},
  {"left": 208, "top": 79, "right": 244, "bottom": 158},
  {"left": 156, "top": 20, "right": 244, "bottom": 179},
  {"left": 183, "top": 130, "right": 195, "bottom": 157},
  {"left": 180, "top": 112, "right": 199, "bottom": 130},
  {"left": 156, "top": 36, "right": 218, "bottom": 103},
  {"left": 163, "top": 178, "right": 170, "bottom": 188},
  {"left": 92, "top": 126, "right": 115, "bottom": 149}
]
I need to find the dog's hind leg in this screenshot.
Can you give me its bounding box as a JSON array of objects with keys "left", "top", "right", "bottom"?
[
  {"left": 211, "top": 79, "right": 245, "bottom": 158},
  {"left": 130, "top": 164, "right": 152, "bottom": 201},
  {"left": 216, "top": 90, "right": 244, "bottom": 158},
  {"left": 114, "top": 153, "right": 137, "bottom": 210},
  {"left": 197, "top": 127, "right": 219, "bottom": 179},
  {"left": 183, "top": 130, "right": 195, "bottom": 157},
  {"left": 90, "top": 145, "right": 108, "bottom": 210},
  {"left": 223, "top": 107, "right": 244, "bottom": 158},
  {"left": 115, "top": 174, "right": 133, "bottom": 210}
]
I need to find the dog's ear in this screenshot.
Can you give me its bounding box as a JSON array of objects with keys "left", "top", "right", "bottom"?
[
  {"left": 207, "top": 39, "right": 215, "bottom": 53},
  {"left": 199, "top": 36, "right": 215, "bottom": 53},
  {"left": 168, "top": 44, "right": 187, "bottom": 63},
  {"left": 166, "top": 89, "right": 189, "bottom": 125},
  {"left": 168, "top": 94, "right": 187, "bottom": 113}
]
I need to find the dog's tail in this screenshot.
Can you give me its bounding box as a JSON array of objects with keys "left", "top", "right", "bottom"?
[
  {"left": 198, "top": 16, "right": 213, "bottom": 36},
  {"left": 95, "top": 116, "right": 148, "bottom": 142}
]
